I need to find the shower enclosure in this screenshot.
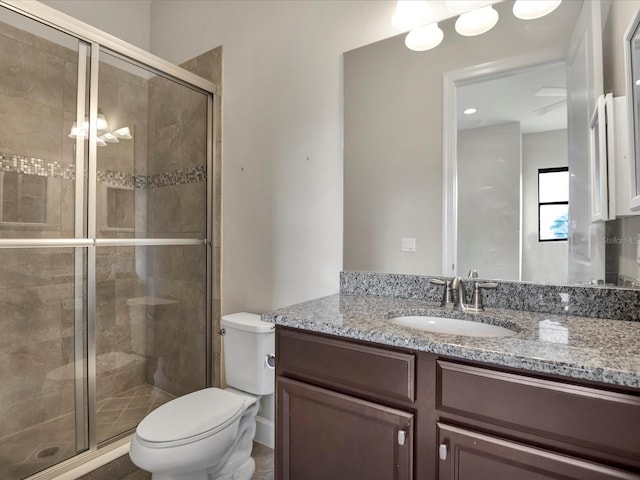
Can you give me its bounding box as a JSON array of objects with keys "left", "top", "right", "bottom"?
[{"left": 0, "top": 2, "right": 217, "bottom": 478}]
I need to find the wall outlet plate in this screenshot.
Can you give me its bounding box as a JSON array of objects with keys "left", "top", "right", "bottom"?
[{"left": 402, "top": 237, "right": 416, "bottom": 252}]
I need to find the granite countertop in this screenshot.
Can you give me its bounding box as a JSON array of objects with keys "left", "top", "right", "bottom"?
[{"left": 262, "top": 293, "right": 640, "bottom": 389}]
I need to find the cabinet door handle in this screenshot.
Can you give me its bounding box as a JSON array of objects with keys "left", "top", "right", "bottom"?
[
  {"left": 439, "top": 443, "right": 448, "bottom": 460},
  {"left": 397, "top": 430, "right": 406, "bottom": 446}
]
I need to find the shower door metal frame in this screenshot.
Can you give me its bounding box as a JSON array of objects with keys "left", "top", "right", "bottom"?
[{"left": 0, "top": 1, "right": 218, "bottom": 477}]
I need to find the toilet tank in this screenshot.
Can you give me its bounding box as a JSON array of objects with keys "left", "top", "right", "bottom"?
[{"left": 221, "top": 312, "right": 275, "bottom": 395}]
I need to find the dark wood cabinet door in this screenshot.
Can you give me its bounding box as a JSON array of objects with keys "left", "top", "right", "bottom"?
[
  {"left": 438, "top": 423, "right": 640, "bottom": 480},
  {"left": 277, "top": 376, "right": 414, "bottom": 480}
]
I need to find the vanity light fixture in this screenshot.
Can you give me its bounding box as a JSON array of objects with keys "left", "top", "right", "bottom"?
[
  {"left": 112, "top": 126, "right": 132, "bottom": 139},
  {"left": 68, "top": 115, "right": 133, "bottom": 147},
  {"left": 445, "top": 0, "right": 493, "bottom": 15},
  {"left": 455, "top": 5, "right": 499, "bottom": 36},
  {"left": 405, "top": 23, "right": 444, "bottom": 51},
  {"left": 102, "top": 132, "right": 119, "bottom": 143},
  {"left": 397, "top": 0, "right": 562, "bottom": 52},
  {"left": 463, "top": 107, "right": 477, "bottom": 115},
  {"left": 635, "top": 79, "right": 640, "bottom": 86},
  {"left": 392, "top": 0, "right": 432, "bottom": 32},
  {"left": 513, "top": 0, "right": 562, "bottom": 20},
  {"left": 96, "top": 113, "right": 109, "bottom": 132}
]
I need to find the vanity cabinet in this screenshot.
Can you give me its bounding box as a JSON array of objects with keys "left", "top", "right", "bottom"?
[
  {"left": 275, "top": 327, "right": 423, "bottom": 480},
  {"left": 275, "top": 327, "right": 640, "bottom": 480}
]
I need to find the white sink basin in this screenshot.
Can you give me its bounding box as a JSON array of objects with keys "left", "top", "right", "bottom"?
[{"left": 388, "top": 315, "right": 517, "bottom": 338}]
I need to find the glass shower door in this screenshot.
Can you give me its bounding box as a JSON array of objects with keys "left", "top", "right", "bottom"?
[
  {"left": 93, "top": 50, "right": 209, "bottom": 443},
  {"left": 0, "top": 2, "right": 215, "bottom": 475},
  {"left": 0, "top": 6, "right": 89, "bottom": 478}
]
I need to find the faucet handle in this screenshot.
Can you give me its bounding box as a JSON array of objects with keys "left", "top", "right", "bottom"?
[
  {"left": 429, "top": 278, "right": 455, "bottom": 308},
  {"left": 467, "top": 282, "right": 498, "bottom": 312}
]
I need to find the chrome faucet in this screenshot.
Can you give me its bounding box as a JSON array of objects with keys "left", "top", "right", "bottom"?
[
  {"left": 450, "top": 276, "right": 467, "bottom": 310},
  {"left": 430, "top": 276, "right": 469, "bottom": 309},
  {"left": 429, "top": 278, "right": 456, "bottom": 308},
  {"left": 432, "top": 273, "right": 498, "bottom": 312}
]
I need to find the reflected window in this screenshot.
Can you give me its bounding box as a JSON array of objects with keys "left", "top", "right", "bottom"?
[{"left": 538, "top": 167, "right": 568, "bottom": 241}]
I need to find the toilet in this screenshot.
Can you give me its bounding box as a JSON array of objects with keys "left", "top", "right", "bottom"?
[{"left": 129, "top": 313, "right": 275, "bottom": 480}]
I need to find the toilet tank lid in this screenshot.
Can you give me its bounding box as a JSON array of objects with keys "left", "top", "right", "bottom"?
[{"left": 221, "top": 312, "right": 274, "bottom": 333}]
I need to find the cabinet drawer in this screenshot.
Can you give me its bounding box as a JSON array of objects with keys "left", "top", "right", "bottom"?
[
  {"left": 277, "top": 328, "right": 415, "bottom": 403},
  {"left": 437, "top": 360, "right": 640, "bottom": 462},
  {"left": 437, "top": 423, "right": 640, "bottom": 480}
]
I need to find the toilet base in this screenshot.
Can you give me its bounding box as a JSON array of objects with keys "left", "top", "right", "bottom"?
[
  {"left": 150, "top": 457, "right": 254, "bottom": 480},
  {"left": 142, "top": 395, "right": 260, "bottom": 480}
]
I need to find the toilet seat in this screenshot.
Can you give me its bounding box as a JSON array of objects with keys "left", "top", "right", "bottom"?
[{"left": 135, "top": 388, "right": 248, "bottom": 448}]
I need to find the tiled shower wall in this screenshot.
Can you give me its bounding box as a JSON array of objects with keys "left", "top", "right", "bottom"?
[
  {"left": 0, "top": 19, "right": 79, "bottom": 440},
  {"left": 0, "top": 249, "right": 76, "bottom": 438},
  {"left": 0, "top": 13, "right": 222, "bottom": 444},
  {"left": 178, "top": 47, "right": 223, "bottom": 389}
]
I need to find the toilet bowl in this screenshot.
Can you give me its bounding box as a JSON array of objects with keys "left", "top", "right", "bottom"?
[{"left": 129, "top": 313, "right": 274, "bottom": 480}]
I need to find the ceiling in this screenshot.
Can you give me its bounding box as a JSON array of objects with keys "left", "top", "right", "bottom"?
[{"left": 457, "top": 61, "right": 567, "bottom": 134}]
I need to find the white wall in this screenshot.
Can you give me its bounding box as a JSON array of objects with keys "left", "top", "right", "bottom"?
[
  {"left": 602, "top": 0, "right": 640, "bottom": 96},
  {"left": 522, "top": 130, "right": 568, "bottom": 284},
  {"left": 458, "top": 123, "right": 521, "bottom": 280},
  {"left": 39, "top": 0, "right": 152, "bottom": 51},
  {"left": 149, "top": 0, "right": 400, "bottom": 314}
]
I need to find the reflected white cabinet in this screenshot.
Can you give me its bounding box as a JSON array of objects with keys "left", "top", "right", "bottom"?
[
  {"left": 592, "top": 94, "right": 639, "bottom": 219},
  {"left": 589, "top": 93, "right": 613, "bottom": 221},
  {"left": 613, "top": 96, "right": 638, "bottom": 217}
]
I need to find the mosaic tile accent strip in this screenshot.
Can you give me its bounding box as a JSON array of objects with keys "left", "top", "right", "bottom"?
[
  {"left": 340, "top": 271, "right": 640, "bottom": 322},
  {"left": 146, "top": 166, "right": 207, "bottom": 189},
  {"left": 0, "top": 153, "right": 206, "bottom": 189},
  {"left": 97, "top": 170, "right": 135, "bottom": 188},
  {"left": 0, "top": 153, "right": 75, "bottom": 180}
]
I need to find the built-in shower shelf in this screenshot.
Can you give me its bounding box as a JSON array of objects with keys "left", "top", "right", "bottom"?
[{"left": 126, "top": 296, "right": 179, "bottom": 306}]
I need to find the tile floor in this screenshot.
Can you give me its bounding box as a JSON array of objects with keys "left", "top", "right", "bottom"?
[
  {"left": 251, "top": 442, "right": 275, "bottom": 480},
  {"left": 81, "top": 442, "right": 274, "bottom": 480},
  {"left": 0, "top": 383, "right": 173, "bottom": 480}
]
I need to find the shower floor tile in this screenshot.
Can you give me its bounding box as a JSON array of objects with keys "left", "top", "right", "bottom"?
[
  {"left": 0, "top": 415, "right": 76, "bottom": 480},
  {"left": 96, "top": 384, "right": 174, "bottom": 443},
  {"left": 0, "top": 383, "right": 173, "bottom": 480}
]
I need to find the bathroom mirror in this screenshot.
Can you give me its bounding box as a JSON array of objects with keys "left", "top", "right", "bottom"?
[
  {"left": 344, "top": 0, "right": 640, "bottom": 286},
  {"left": 625, "top": 8, "right": 640, "bottom": 210}
]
